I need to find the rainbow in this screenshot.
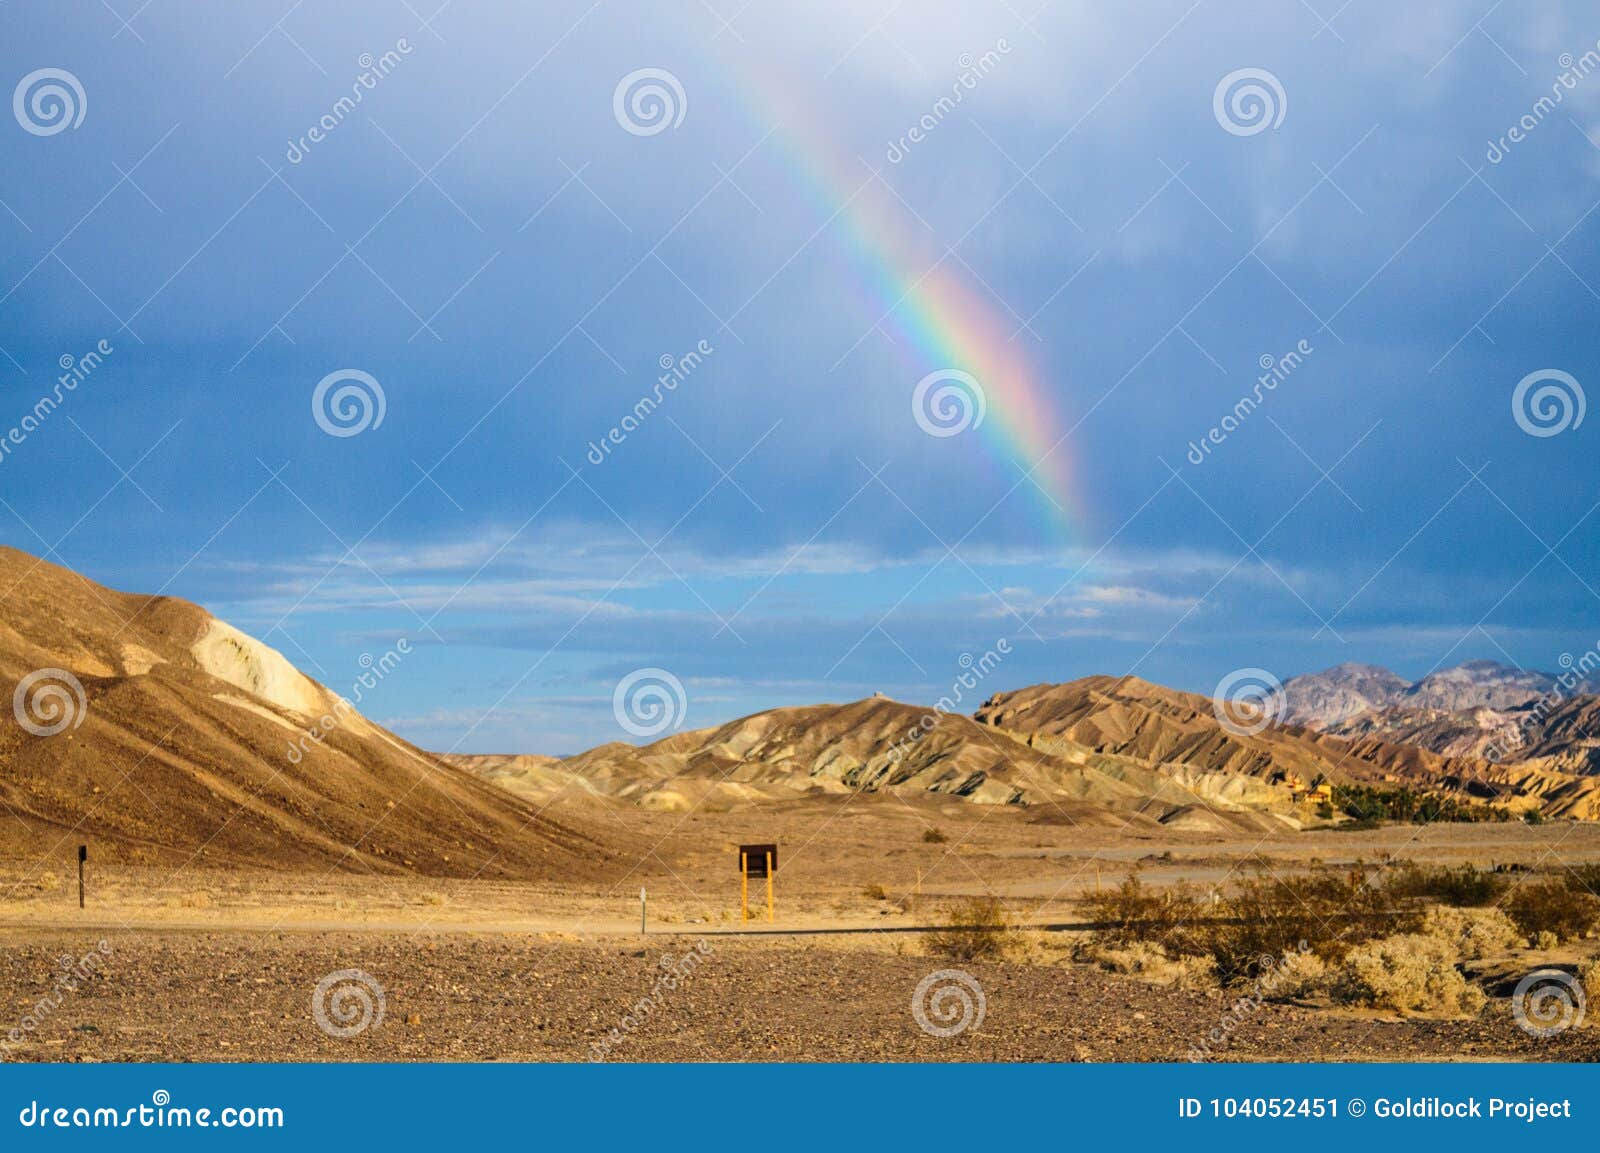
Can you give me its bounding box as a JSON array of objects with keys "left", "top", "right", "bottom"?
[{"left": 719, "top": 55, "right": 1086, "bottom": 535}]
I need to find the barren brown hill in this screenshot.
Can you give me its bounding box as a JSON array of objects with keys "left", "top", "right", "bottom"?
[
  {"left": 457, "top": 698, "right": 1082, "bottom": 810},
  {"left": 451, "top": 694, "right": 1311, "bottom": 834},
  {"left": 0, "top": 548, "right": 608, "bottom": 879},
  {"left": 1516, "top": 695, "right": 1600, "bottom": 772}
]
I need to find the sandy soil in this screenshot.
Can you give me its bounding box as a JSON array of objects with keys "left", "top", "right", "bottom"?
[{"left": 9, "top": 806, "right": 1600, "bottom": 934}]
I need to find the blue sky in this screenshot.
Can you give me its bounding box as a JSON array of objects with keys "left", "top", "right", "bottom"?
[{"left": 2, "top": 1, "right": 1598, "bottom": 753}]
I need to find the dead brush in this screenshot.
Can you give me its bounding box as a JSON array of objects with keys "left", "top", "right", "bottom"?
[
  {"left": 1084, "top": 871, "right": 1419, "bottom": 984},
  {"left": 1386, "top": 863, "right": 1508, "bottom": 907},
  {"left": 923, "top": 896, "right": 1011, "bottom": 961},
  {"left": 1505, "top": 878, "right": 1600, "bottom": 943}
]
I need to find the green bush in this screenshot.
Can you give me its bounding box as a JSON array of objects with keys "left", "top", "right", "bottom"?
[{"left": 1332, "top": 784, "right": 1508, "bottom": 824}]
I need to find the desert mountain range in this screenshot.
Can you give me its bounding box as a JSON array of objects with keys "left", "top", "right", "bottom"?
[
  {"left": 451, "top": 671, "right": 1600, "bottom": 826},
  {"left": 1278, "top": 660, "right": 1600, "bottom": 772},
  {"left": 3, "top": 548, "right": 1600, "bottom": 879},
  {"left": 1278, "top": 659, "right": 1598, "bottom": 725}
]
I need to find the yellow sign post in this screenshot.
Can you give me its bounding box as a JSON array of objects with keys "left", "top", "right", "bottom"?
[{"left": 739, "top": 843, "right": 777, "bottom": 923}]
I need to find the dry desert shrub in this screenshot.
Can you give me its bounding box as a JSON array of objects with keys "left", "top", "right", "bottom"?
[
  {"left": 1533, "top": 930, "right": 1560, "bottom": 951},
  {"left": 420, "top": 892, "right": 447, "bottom": 907},
  {"left": 1387, "top": 863, "right": 1508, "bottom": 906},
  {"left": 923, "top": 896, "right": 1011, "bottom": 962},
  {"left": 1084, "top": 876, "right": 1204, "bottom": 948},
  {"left": 178, "top": 889, "right": 213, "bottom": 909},
  {"left": 1580, "top": 955, "right": 1600, "bottom": 1004},
  {"left": 1562, "top": 863, "right": 1600, "bottom": 896},
  {"left": 1257, "top": 912, "right": 1504, "bottom": 1008},
  {"left": 1505, "top": 879, "right": 1600, "bottom": 943},
  {"left": 1081, "top": 869, "right": 1433, "bottom": 985},
  {"left": 862, "top": 884, "right": 889, "bottom": 901},
  {"left": 1267, "top": 950, "right": 1329, "bottom": 999},
  {"left": 1084, "top": 940, "right": 1216, "bottom": 988},
  {"left": 1420, "top": 905, "right": 1521, "bottom": 959},
  {"left": 1335, "top": 932, "right": 1485, "bottom": 1016},
  {"left": 921, "top": 827, "right": 948, "bottom": 844},
  {"left": 35, "top": 871, "right": 61, "bottom": 892},
  {"left": 1007, "top": 929, "right": 1073, "bottom": 967},
  {"left": 1087, "top": 939, "right": 1167, "bottom": 974},
  {"left": 1086, "top": 871, "right": 1421, "bottom": 985},
  {"left": 1200, "top": 873, "right": 1397, "bottom": 981}
]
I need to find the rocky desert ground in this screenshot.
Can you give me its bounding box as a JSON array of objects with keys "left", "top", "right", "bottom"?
[{"left": 7, "top": 927, "right": 1598, "bottom": 1063}]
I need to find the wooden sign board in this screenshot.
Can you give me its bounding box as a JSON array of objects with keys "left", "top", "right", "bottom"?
[{"left": 739, "top": 843, "right": 777, "bottom": 877}]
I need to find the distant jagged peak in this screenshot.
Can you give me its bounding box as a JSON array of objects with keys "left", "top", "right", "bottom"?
[
  {"left": 1278, "top": 658, "right": 1598, "bottom": 731},
  {"left": 1276, "top": 663, "right": 1411, "bottom": 728}
]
